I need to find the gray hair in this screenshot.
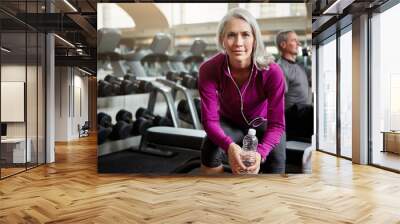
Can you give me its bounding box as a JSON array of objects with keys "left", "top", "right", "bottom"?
[
  {"left": 216, "top": 7, "right": 267, "bottom": 68},
  {"left": 275, "top": 30, "right": 296, "bottom": 52}
]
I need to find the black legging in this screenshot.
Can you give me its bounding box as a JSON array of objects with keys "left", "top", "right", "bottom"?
[
  {"left": 285, "top": 103, "right": 313, "bottom": 142},
  {"left": 201, "top": 117, "right": 286, "bottom": 174}
]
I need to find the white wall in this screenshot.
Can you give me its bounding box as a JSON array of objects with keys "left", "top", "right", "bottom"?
[{"left": 55, "top": 67, "right": 89, "bottom": 141}]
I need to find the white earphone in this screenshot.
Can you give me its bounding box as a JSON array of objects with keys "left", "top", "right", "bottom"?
[{"left": 225, "top": 55, "right": 267, "bottom": 128}]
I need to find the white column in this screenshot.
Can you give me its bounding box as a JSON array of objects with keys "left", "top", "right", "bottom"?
[
  {"left": 352, "top": 14, "right": 369, "bottom": 164},
  {"left": 46, "top": 32, "right": 55, "bottom": 163}
]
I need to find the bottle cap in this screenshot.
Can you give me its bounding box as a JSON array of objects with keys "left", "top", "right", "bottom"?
[{"left": 248, "top": 128, "right": 256, "bottom": 136}]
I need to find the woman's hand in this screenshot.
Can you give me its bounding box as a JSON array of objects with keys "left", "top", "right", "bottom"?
[
  {"left": 227, "top": 143, "right": 247, "bottom": 174},
  {"left": 245, "top": 152, "right": 262, "bottom": 174}
]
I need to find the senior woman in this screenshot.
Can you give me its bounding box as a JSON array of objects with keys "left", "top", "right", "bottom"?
[{"left": 198, "top": 7, "right": 286, "bottom": 175}]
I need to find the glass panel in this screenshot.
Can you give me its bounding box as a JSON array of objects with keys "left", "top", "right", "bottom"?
[
  {"left": 340, "top": 29, "right": 352, "bottom": 158},
  {"left": 27, "top": 31, "right": 38, "bottom": 169},
  {"left": 1, "top": 31, "right": 27, "bottom": 177},
  {"left": 318, "top": 37, "right": 337, "bottom": 154},
  {"left": 371, "top": 3, "right": 400, "bottom": 171},
  {"left": 38, "top": 32, "right": 45, "bottom": 165}
]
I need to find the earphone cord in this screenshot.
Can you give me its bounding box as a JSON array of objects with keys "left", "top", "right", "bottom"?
[{"left": 226, "top": 60, "right": 262, "bottom": 127}]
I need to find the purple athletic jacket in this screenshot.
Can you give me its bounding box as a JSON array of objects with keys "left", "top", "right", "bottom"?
[{"left": 198, "top": 52, "right": 285, "bottom": 160}]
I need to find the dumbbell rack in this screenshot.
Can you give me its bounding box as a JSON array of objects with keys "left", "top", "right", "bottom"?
[{"left": 155, "top": 78, "right": 201, "bottom": 129}]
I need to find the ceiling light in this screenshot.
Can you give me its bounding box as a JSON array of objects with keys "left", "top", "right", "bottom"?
[
  {"left": 63, "top": 0, "right": 78, "bottom": 12},
  {"left": 54, "top": 34, "right": 75, "bottom": 48},
  {"left": 78, "top": 67, "right": 92, "bottom": 76},
  {"left": 1, "top": 47, "right": 11, "bottom": 53},
  {"left": 322, "top": 0, "right": 355, "bottom": 15}
]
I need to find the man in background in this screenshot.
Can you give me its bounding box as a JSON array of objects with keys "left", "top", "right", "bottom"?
[{"left": 276, "top": 30, "right": 313, "bottom": 142}]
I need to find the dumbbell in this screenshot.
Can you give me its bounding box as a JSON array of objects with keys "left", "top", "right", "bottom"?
[
  {"left": 189, "top": 70, "right": 198, "bottom": 78},
  {"left": 98, "top": 80, "right": 115, "bottom": 97},
  {"left": 98, "top": 112, "right": 112, "bottom": 128},
  {"left": 124, "top": 74, "right": 136, "bottom": 82},
  {"left": 181, "top": 74, "right": 197, "bottom": 89},
  {"left": 114, "top": 109, "right": 149, "bottom": 137},
  {"left": 102, "top": 77, "right": 120, "bottom": 95},
  {"left": 135, "top": 107, "right": 173, "bottom": 126},
  {"left": 97, "top": 112, "right": 112, "bottom": 144},
  {"left": 109, "top": 109, "right": 134, "bottom": 140},
  {"left": 132, "top": 112, "right": 166, "bottom": 135},
  {"left": 166, "top": 71, "right": 182, "bottom": 82},
  {"left": 133, "top": 80, "right": 153, "bottom": 93},
  {"left": 105, "top": 75, "right": 135, "bottom": 95},
  {"left": 116, "top": 109, "right": 133, "bottom": 123},
  {"left": 132, "top": 117, "right": 154, "bottom": 135},
  {"left": 123, "top": 74, "right": 153, "bottom": 93}
]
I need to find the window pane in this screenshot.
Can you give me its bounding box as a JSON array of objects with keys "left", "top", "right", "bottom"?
[
  {"left": 371, "top": 3, "right": 400, "bottom": 171},
  {"left": 318, "top": 38, "right": 337, "bottom": 154},
  {"left": 340, "top": 29, "right": 352, "bottom": 158},
  {"left": 1, "top": 30, "right": 28, "bottom": 177}
]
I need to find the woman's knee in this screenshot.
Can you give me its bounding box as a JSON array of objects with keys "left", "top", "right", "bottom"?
[{"left": 201, "top": 164, "right": 224, "bottom": 174}]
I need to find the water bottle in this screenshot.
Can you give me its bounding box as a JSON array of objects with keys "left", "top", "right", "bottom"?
[{"left": 241, "top": 128, "right": 258, "bottom": 167}]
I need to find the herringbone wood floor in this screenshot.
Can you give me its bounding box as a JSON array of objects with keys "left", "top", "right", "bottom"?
[{"left": 1, "top": 135, "right": 400, "bottom": 223}]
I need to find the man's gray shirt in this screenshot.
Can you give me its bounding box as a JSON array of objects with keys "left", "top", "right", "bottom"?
[{"left": 277, "top": 57, "right": 310, "bottom": 110}]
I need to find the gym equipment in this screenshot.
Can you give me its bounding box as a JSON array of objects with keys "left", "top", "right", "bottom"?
[
  {"left": 141, "top": 126, "right": 313, "bottom": 174},
  {"left": 285, "top": 141, "right": 313, "bottom": 174},
  {"left": 97, "top": 112, "right": 113, "bottom": 145},
  {"left": 169, "top": 39, "right": 206, "bottom": 74},
  {"left": 183, "top": 39, "right": 206, "bottom": 74},
  {"left": 169, "top": 51, "right": 189, "bottom": 73},
  {"left": 109, "top": 109, "right": 134, "bottom": 140},
  {"left": 135, "top": 107, "right": 173, "bottom": 127},
  {"left": 129, "top": 79, "right": 154, "bottom": 94},
  {"left": 155, "top": 78, "right": 201, "bottom": 129},
  {"left": 177, "top": 98, "right": 201, "bottom": 125},
  {"left": 109, "top": 120, "right": 133, "bottom": 140},
  {"left": 97, "top": 28, "right": 128, "bottom": 76},
  {"left": 98, "top": 80, "right": 115, "bottom": 97},
  {"left": 98, "top": 112, "right": 112, "bottom": 128},
  {"left": 165, "top": 71, "right": 197, "bottom": 89},
  {"left": 145, "top": 82, "right": 180, "bottom": 128},
  {"left": 98, "top": 75, "right": 152, "bottom": 96},
  {"left": 181, "top": 73, "right": 198, "bottom": 89},
  {"left": 124, "top": 49, "right": 150, "bottom": 77},
  {"left": 116, "top": 109, "right": 133, "bottom": 123},
  {"left": 140, "top": 126, "right": 205, "bottom": 159},
  {"left": 132, "top": 117, "right": 153, "bottom": 136},
  {"left": 165, "top": 71, "right": 182, "bottom": 82},
  {"left": 132, "top": 106, "right": 173, "bottom": 136},
  {"left": 123, "top": 74, "right": 136, "bottom": 82},
  {"left": 104, "top": 75, "right": 135, "bottom": 95},
  {"left": 126, "top": 33, "right": 173, "bottom": 77}
]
